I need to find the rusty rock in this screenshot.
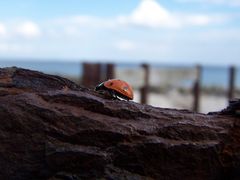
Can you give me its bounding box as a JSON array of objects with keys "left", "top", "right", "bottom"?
[{"left": 0, "top": 67, "right": 239, "bottom": 179}]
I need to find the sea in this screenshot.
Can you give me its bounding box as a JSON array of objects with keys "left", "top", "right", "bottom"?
[{"left": 0, "top": 60, "right": 239, "bottom": 89}]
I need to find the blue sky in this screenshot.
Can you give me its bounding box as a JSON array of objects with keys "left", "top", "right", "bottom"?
[{"left": 0, "top": 0, "right": 240, "bottom": 65}]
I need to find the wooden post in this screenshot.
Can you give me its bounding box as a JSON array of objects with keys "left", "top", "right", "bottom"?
[
  {"left": 82, "top": 63, "right": 101, "bottom": 88},
  {"left": 106, "top": 63, "right": 115, "bottom": 80},
  {"left": 141, "top": 63, "right": 150, "bottom": 104},
  {"left": 228, "top": 66, "right": 236, "bottom": 100},
  {"left": 193, "top": 65, "right": 202, "bottom": 112}
]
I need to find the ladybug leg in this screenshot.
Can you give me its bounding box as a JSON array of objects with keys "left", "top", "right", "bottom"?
[
  {"left": 95, "top": 89, "right": 113, "bottom": 100},
  {"left": 96, "top": 90, "right": 106, "bottom": 95},
  {"left": 110, "top": 90, "right": 120, "bottom": 100}
]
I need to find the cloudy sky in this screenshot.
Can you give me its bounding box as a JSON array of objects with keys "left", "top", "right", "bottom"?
[{"left": 0, "top": 0, "right": 240, "bottom": 65}]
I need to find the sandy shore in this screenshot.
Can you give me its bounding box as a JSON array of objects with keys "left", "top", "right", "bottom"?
[
  {"left": 133, "top": 90, "right": 228, "bottom": 114},
  {"left": 114, "top": 67, "right": 231, "bottom": 113}
]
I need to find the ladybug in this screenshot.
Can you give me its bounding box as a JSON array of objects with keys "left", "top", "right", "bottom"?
[{"left": 95, "top": 79, "right": 134, "bottom": 101}]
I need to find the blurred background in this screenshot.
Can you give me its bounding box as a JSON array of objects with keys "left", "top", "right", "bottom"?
[{"left": 0, "top": 0, "right": 240, "bottom": 113}]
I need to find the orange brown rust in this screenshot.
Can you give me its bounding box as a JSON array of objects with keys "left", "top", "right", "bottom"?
[{"left": 0, "top": 67, "right": 239, "bottom": 179}]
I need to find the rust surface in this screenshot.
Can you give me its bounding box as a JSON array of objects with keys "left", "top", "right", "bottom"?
[{"left": 0, "top": 67, "right": 239, "bottom": 179}]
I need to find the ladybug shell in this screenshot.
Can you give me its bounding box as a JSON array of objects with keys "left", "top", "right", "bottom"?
[{"left": 104, "top": 79, "right": 133, "bottom": 100}]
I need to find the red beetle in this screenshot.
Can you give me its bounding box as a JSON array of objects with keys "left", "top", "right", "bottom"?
[{"left": 95, "top": 79, "right": 134, "bottom": 101}]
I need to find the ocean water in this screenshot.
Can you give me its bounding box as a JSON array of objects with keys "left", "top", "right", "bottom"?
[
  {"left": 0, "top": 61, "right": 239, "bottom": 89},
  {"left": 0, "top": 61, "right": 81, "bottom": 77}
]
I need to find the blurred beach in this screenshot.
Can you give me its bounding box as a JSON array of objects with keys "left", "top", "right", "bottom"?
[
  {"left": 0, "top": 61, "right": 239, "bottom": 113},
  {"left": 115, "top": 65, "right": 233, "bottom": 113},
  {"left": 133, "top": 90, "right": 228, "bottom": 113}
]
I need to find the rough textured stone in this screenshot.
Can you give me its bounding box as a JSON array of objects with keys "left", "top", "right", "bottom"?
[{"left": 0, "top": 67, "right": 239, "bottom": 180}]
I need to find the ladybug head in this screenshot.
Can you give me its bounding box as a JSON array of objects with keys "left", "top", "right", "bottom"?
[{"left": 95, "top": 82, "right": 105, "bottom": 91}]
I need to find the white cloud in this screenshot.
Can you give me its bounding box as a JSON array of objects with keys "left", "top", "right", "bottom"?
[
  {"left": 184, "top": 15, "right": 212, "bottom": 26},
  {"left": 117, "top": 0, "right": 180, "bottom": 28},
  {"left": 63, "top": 26, "right": 79, "bottom": 36},
  {"left": 115, "top": 40, "right": 137, "bottom": 51},
  {"left": 54, "top": 15, "right": 94, "bottom": 26},
  {"left": 15, "top": 21, "right": 41, "bottom": 38},
  {"left": 117, "top": 0, "right": 227, "bottom": 29},
  {"left": 53, "top": 15, "right": 116, "bottom": 29},
  {"left": 46, "top": 0, "right": 230, "bottom": 33},
  {"left": 182, "top": 14, "right": 229, "bottom": 26},
  {"left": 49, "top": 15, "right": 117, "bottom": 37},
  {"left": 0, "top": 43, "right": 33, "bottom": 53},
  {"left": 0, "top": 23, "right": 7, "bottom": 36},
  {"left": 0, "top": 44, "right": 8, "bottom": 52}
]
